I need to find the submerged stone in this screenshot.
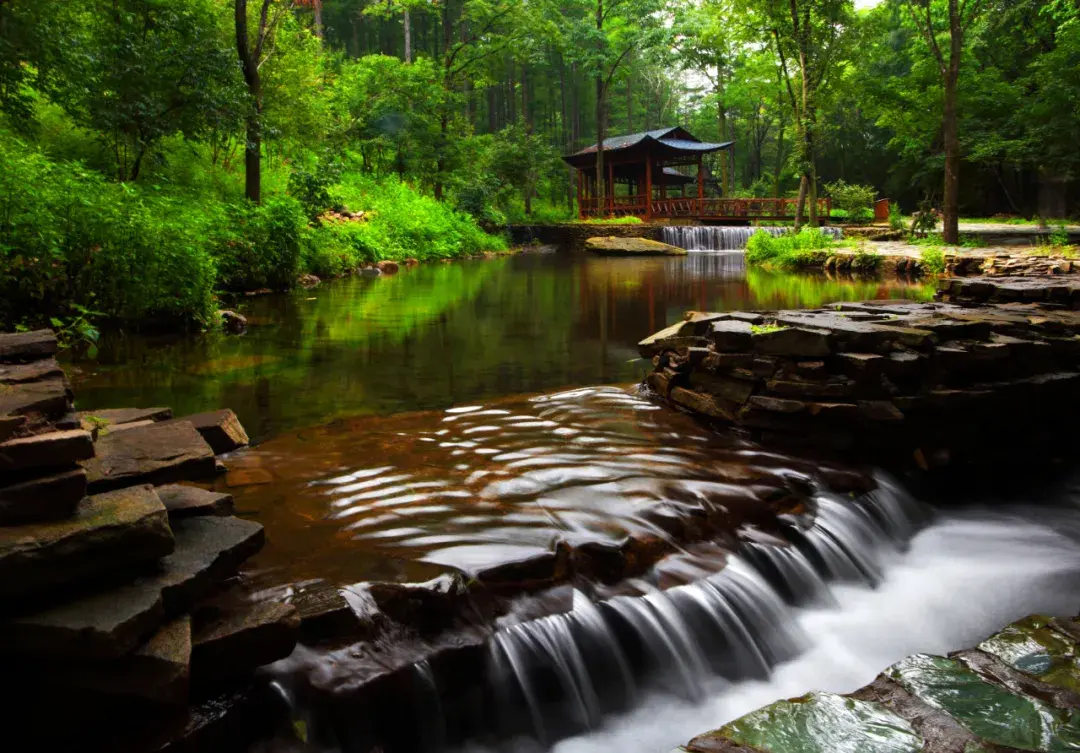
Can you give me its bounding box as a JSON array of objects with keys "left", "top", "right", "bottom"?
[
  {"left": 686, "top": 691, "right": 923, "bottom": 753},
  {"left": 887, "top": 653, "right": 1080, "bottom": 751},
  {"left": 585, "top": 236, "right": 688, "bottom": 256}
]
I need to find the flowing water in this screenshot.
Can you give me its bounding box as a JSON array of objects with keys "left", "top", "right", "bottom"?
[{"left": 661, "top": 225, "right": 844, "bottom": 251}]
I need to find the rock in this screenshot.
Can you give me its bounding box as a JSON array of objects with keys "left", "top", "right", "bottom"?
[
  {"left": 687, "top": 372, "right": 756, "bottom": 404},
  {"left": 670, "top": 387, "right": 739, "bottom": 421},
  {"left": 46, "top": 616, "right": 192, "bottom": 705},
  {"left": 0, "top": 414, "right": 26, "bottom": 442},
  {"left": 297, "top": 273, "right": 321, "bottom": 288},
  {"left": 585, "top": 236, "right": 687, "bottom": 256},
  {"left": 159, "top": 409, "right": 249, "bottom": 455},
  {"left": 711, "top": 320, "right": 754, "bottom": 352},
  {"left": 0, "top": 485, "right": 174, "bottom": 600},
  {"left": 376, "top": 260, "right": 400, "bottom": 274},
  {"left": 0, "top": 429, "right": 94, "bottom": 474},
  {"left": 0, "top": 357, "right": 64, "bottom": 384},
  {"left": 638, "top": 321, "right": 702, "bottom": 359},
  {"left": 218, "top": 310, "right": 247, "bottom": 334},
  {"left": 0, "top": 467, "right": 88, "bottom": 524},
  {"left": 858, "top": 400, "right": 905, "bottom": 422},
  {"left": 0, "top": 376, "right": 72, "bottom": 418},
  {"left": 0, "top": 579, "right": 165, "bottom": 660},
  {"left": 83, "top": 421, "right": 217, "bottom": 493},
  {"left": 753, "top": 326, "right": 833, "bottom": 357},
  {"left": 157, "top": 516, "right": 266, "bottom": 615},
  {"left": 0, "top": 330, "right": 58, "bottom": 362},
  {"left": 191, "top": 599, "right": 299, "bottom": 691},
  {"left": 766, "top": 379, "right": 855, "bottom": 399},
  {"left": 79, "top": 406, "right": 173, "bottom": 426},
  {"left": 290, "top": 582, "right": 367, "bottom": 644},
  {"left": 156, "top": 485, "right": 234, "bottom": 519}
]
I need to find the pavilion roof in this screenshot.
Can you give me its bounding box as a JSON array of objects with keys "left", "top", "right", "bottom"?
[{"left": 563, "top": 126, "right": 734, "bottom": 168}]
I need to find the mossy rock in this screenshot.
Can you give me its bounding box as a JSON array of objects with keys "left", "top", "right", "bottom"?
[{"left": 585, "top": 236, "right": 687, "bottom": 256}]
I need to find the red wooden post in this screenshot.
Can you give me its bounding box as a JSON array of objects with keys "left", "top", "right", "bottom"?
[
  {"left": 697, "top": 155, "right": 704, "bottom": 216},
  {"left": 645, "top": 158, "right": 652, "bottom": 222}
]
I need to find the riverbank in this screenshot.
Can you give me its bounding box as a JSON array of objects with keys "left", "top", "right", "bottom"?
[{"left": 678, "top": 611, "right": 1080, "bottom": 753}]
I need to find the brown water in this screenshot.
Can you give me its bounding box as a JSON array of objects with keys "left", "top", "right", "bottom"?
[{"left": 66, "top": 251, "right": 932, "bottom": 443}]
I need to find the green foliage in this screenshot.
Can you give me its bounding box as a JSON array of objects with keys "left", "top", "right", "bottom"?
[
  {"left": 214, "top": 198, "right": 307, "bottom": 290},
  {"left": 745, "top": 228, "right": 838, "bottom": 269},
  {"left": 750, "top": 323, "right": 786, "bottom": 335},
  {"left": 889, "top": 202, "right": 905, "bottom": 231},
  {"left": 920, "top": 248, "right": 947, "bottom": 274},
  {"left": 851, "top": 246, "right": 882, "bottom": 272},
  {"left": 825, "top": 180, "right": 876, "bottom": 225},
  {"left": 580, "top": 216, "right": 644, "bottom": 225},
  {"left": 288, "top": 157, "right": 343, "bottom": 220}
]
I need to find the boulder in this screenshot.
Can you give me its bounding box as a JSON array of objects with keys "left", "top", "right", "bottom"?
[
  {"left": 0, "top": 484, "right": 174, "bottom": 600},
  {"left": 218, "top": 310, "right": 247, "bottom": 334},
  {"left": 585, "top": 236, "right": 687, "bottom": 256},
  {"left": 0, "top": 429, "right": 94, "bottom": 474},
  {"left": 79, "top": 406, "right": 173, "bottom": 426},
  {"left": 157, "top": 516, "right": 266, "bottom": 615},
  {"left": 0, "top": 579, "right": 165, "bottom": 660},
  {"left": 156, "top": 485, "right": 234, "bottom": 519},
  {"left": 0, "top": 467, "right": 88, "bottom": 525},
  {"left": 83, "top": 421, "right": 217, "bottom": 493},
  {"left": 159, "top": 410, "right": 249, "bottom": 455},
  {"left": 192, "top": 598, "right": 299, "bottom": 691},
  {"left": 0, "top": 330, "right": 58, "bottom": 362}
]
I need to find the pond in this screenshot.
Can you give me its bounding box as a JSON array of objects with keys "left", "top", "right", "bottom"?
[{"left": 65, "top": 251, "right": 932, "bottom": 443}]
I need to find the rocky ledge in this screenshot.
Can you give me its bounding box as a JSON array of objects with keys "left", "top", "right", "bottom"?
[
  {"left": 677, "top": 612, "right": 1080, "bottom": 753},
  {"left": 0, "top": 330, "right": 298, "bottom": 752},
  {"left": 639, "top": 297, "right": 1080, "bottom": 470}
]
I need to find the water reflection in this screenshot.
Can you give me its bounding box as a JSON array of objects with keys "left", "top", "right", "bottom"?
[{"left": 65, "top": 252, "right": 932, "bottom": 441}]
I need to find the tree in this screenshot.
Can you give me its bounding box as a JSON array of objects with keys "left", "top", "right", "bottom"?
[
  {"left": 903, "top": 0, "right": 988, "bottom": 243},
  {"left": 235, "top": 0, "right": 293, "bottom": 203}
]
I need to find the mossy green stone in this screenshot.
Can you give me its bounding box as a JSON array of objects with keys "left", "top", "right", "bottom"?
[
  {"left": 704, "top": 691, "right": 922, "bottom": 753},
  {"left": 978, "top": 615, "right": 1080, "bottom": 694},
  {"left": 887, "top": 653, "right": 1080, "bottom": 752}
]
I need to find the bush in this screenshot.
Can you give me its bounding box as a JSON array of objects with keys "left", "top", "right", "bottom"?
[
  {"left": 825, "top": 180, "right": 876, "bottom": 224},
  {"left": 580, "top": 216, "right": 643, "bottom": 225},
  {"left": 889, "top": 202, "right": 904, "bottom": 231},
  {"left": 920, "top": 247, "right": 946, "bottom": 274},
  {"left": 212, "top": 197, "right": 307, "bottom": 290},
  {"left": 745, "top": 228, "right": 838, "bottom": 269}
]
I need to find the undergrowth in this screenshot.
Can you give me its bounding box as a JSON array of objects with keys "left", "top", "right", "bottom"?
[{"left": 745, "top": 228, "right": 839, "bottom": 269}]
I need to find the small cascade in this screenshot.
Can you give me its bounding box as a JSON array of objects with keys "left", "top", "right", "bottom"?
[{"left": 662, "top": 225, "right": 844, "bottom": 251}]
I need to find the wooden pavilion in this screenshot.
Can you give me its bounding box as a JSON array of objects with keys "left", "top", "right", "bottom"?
[{"left": 564, "top": 126, "right": 830, "bottom": 223}]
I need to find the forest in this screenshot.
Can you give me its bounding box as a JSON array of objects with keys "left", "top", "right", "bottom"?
[{"left": 0, "top": 0, "right": 1077, "bottom": 331}]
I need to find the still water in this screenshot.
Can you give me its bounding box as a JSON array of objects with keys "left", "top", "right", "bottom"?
[{"left": 66, "top": 251, "right": 931, "bottom": 442}]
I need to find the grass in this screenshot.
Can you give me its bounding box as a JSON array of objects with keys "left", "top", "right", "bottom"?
[
  {"left": 744, "top": 228, "right": 840, "bottom": 269},
  {"left": 919, "top": 248, "right": 947, "bottom": 274},
  {"left": 578, "top": 216, "right": 644, "bottom": 225},
  {"left": 751, "top": 323, "right": 786, "bottom": 335}
]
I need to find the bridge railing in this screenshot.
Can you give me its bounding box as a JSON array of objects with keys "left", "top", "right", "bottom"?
[{"left": 579, "top": 196, "right": 832, "bottom": 222}]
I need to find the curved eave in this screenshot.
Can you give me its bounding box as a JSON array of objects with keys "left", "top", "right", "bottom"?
[{"left": 563, "top": 138, "right": 735, "bottom": 168}]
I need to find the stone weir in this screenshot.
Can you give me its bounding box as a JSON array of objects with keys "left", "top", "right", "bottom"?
[
  {"left": 638, "top": 297, "right": 1080, "bottom": 471},
  {"left": 0, "top": 330, "right": 299, "bottom": 752},
  {"left": 676, "top": 612, "right": 1080, "bottom": 753}
]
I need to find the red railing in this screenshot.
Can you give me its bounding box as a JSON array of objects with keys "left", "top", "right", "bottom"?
[{"left": 579, "top": 196, "right": 832, "bottom": 222}]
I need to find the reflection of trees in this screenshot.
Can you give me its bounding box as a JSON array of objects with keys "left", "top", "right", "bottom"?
[{"left": 68, "top": 256, "right": 934, "bottom": 442}]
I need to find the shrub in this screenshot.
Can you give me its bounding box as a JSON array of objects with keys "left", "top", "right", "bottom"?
[
  {"left": 852, "top": 246, "right": 882, "bottom": 272},
  {"left": 288, "top": 157, "right": 343, "bottom": 220},
  {"left": 824, "top": 180, "right": 876, "bottom": 224},
  {"left": 212, "top": 197, "right": 307, "bottom": 290},
  {"left": 920, "top": 248, "right": 946, "bottom": 274},
  {"left": 745, "top": 228, "right": 838, "bottom": 269},
  {"left": 889, "top": 202, "right": 904, "bottom": 231},
  {"left": 581, "top": 216, "right": 644, "bottom": 225}
]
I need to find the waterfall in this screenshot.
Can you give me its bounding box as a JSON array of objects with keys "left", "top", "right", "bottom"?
[{"left": 661, "top": 225, "right": 844, "bottom": 251}]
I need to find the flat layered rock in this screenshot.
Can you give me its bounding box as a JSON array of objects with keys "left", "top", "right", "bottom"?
[
  {"left": 79, "top": 406, "right": 173, "bottom": 426},
  {"left": 0, "top": 357, "right": 64, "bottom": 384},
  {"left": 0, "top": 429, "right": 94, "bottom": 474},
  {"left": 0, "top": 484, "right": 173, "bottom": 600},
  {"left": 160, "top": 409, "right": 249, "bottom": 455},
  {"left": 0, "top": 467, "right": 87, "bottom": 524},
  {"left": 0, "top": 330, "right": 57, "bottom": 362},
  {"left": 44, "top": 616, "right": 192, "bottom": 705},
  {"left": 192, "top": 598, "right": 299, "bottom": 690},
  {"left": 0, "top": 579, "right": 165, "bottom": 660},
  {"left": 83, "top": 421, "right": 217, "bottom": 493},
  {"left": 158, "top": 516, "right": 266, "bottom": 614},
  {"left": 0, "top": 376, "right": 72, "bottom": 418},
  {"left": 156, "top": 484, "right": 234, "bottom": 519},
  {"left": 585, "top": 236, "right": 688, "bottom": 256},
  {"left": 0, "top": 414, "right": 26, "bottom": 442}
]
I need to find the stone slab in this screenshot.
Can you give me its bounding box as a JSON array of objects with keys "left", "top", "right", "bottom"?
[
  {"left": 83, "top": 421, "right": 217, "bottom": 493},
  {"left": 0, "top": 578, "right": 165, "bottom": 660},
  {"left": 79, "top": 406, "right": 173, "bottom": 426},
  {"left": 0, "top": 467, "right": 87, "bottom": 525},
  {"left": 160, "top": 409, "right": 249, "bottom": 455},
  {"left": 0, "top": 414, "right": 26, "bottom": 442},
  {"left": 158, "top": 516, "right": 266, "bottom": 615},
  {"left": 192, "top": 598, "right": 299, "bottom": 690},
  {"left": 156, "top": 484, "right": 235, "bottom": 519},
  {"left": 0, "top": 357, "right": 64, "bottom": 384},
  {"left": 0, "top": 330, "right": 57, "bottom": 362},
  {"left": 0, "top": 484, "right": 174, "bottom": 600},
  {"left": 752, "top": 326, "right": 833, "bottom": 357},
  {"left": 585, "top": 236, "right": 687, "bottom": 255},
  {"left": 0, "top": 429, "right": 94, "bottom": 475},
  {"left": 0, "top": 376, "right": 71, "bottom": 418}
]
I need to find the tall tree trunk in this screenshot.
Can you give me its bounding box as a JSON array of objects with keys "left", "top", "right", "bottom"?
[
  {"left": 717, "top": 61, "right": 729, "bottom": 196},
  {"left": 312, "top": 0, "right": 323, "bottom": 39},
  {"left": 521, "top": 64, "right": 530, "bottom": 130},
  {"left": 794, "top": 175, "right": 808, "bottom": 231},
  {"left": 626, "top": 75, "right": 633, "bottom": 133},
  {"left": 403, "top": 7, "right": 412, "bottom": 62},
  {"left": 234, "top": 0, "right": 265, "bottom": 204},
  {"left": 941, "top": 0, "right": 962, "bottom": 244},
  {"left": 434, "top": 0, "right": 452, "bottom": 200},
  {"left": 595, "top": 73, "right": 606, "bottom": 216}
]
